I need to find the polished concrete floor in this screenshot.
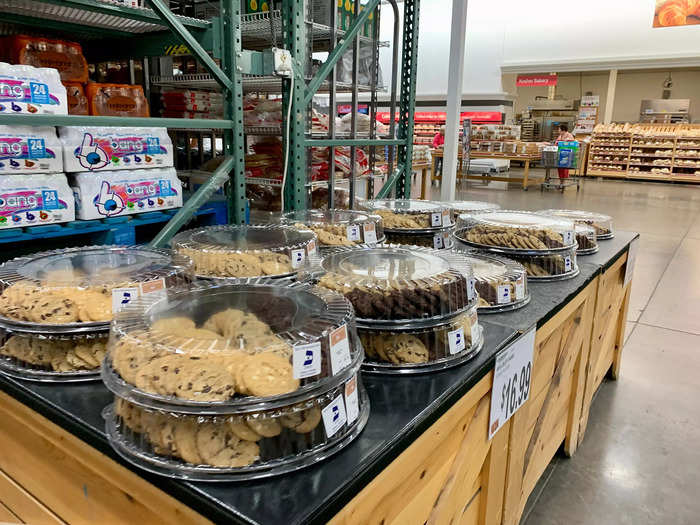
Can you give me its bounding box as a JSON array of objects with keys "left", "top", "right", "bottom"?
[{"left": 426, "top": 172, "right": 700, "bottom": 525}]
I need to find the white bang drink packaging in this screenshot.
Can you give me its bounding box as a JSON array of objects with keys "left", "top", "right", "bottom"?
[
  {"left": 0, "top": 174, "right": 75, "bottom": 228},
  {"left": 0, "top": 63, "right": 67, "bottom": 115},
  {"left": 0, "top": 126, "right": 63, "bottom": 174}
]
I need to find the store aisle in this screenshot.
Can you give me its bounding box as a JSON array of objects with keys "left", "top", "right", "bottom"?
[{"left": 444, "top": 177, "right": 700, "bottom": 524}]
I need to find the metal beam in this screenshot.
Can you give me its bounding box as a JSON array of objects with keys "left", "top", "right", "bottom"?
[
  {"left": 304, "top": 139, "right": 404, "bottom": 147},
  {"left": 376, "top": 164, "right": 405, "bottom": 199},
  {"left": 303, "top": 0, "right": 380, "bottom": 105},
  {"left": 149, "top": 156, "right": 235, "bottom": 248},
  {"left": 0, "top": 114, "right": 234, "bottom": 129},
  {"left": 146, "top": 0, "right": 232, "bottom": 91}
]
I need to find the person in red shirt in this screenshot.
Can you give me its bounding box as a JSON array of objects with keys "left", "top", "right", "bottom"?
[
  {"left": 555, "top": 124, "right": 575, "bottom": 179},
  {"left": 432, "top": 125, "right": 445, "bottom": 176}
]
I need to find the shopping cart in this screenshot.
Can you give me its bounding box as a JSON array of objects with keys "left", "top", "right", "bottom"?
[{"left": 540, "top": 141, "right": 582, "bottom": 192}]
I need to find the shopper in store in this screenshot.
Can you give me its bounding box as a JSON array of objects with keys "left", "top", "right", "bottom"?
[
  {"left": 432, "top": 125, "right": 446, "bottom": 176},
  {"left": 555, "top": 124, "right": 575, "bottom": 179}
]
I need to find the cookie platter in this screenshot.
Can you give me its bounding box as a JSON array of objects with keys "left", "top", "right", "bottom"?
[
  {"left": 171, "top": 224, "right": 318, "bottom": 281},
  {"left": 0, "top": 245, "right": 192, "bottom": 336},
  {"left": 449, "top": 200, "right": 501, "bottom": 214},
  {"left": 537, "top": 209, "right": 614, "bottom": 240},
  {"left": 303, "top": 244, "right": 483, "bottom": 373},
  {"left": 574, "top": 223, "right": 599, "bottom": 255},
  {"left": 358, "top": 199, "right": 454, "bottom": 233},
  {"left": 508, "top": 250, "right": 579, "bottom": 281},
  {"left": 0, "top": 327, "right": 108, "bottom": 382},
  {"left": 102, "top": 281, "right": 364, "bottom": 412},
  {"left": 105, "top": 371, "right": 369, "bottom": 481},
  {"left": 383, "top": 226, "right": 454, "bottom": 250},
  {"left": 455, "top": 251, "right": 530, "bottom": 312},
  {"left": 281, "top": 209, "right": 385, "bottom": 248}
]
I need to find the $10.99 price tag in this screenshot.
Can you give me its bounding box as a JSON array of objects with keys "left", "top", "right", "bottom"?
[{"left": 488, "top": 327, "right": 536, "bottom": 439}]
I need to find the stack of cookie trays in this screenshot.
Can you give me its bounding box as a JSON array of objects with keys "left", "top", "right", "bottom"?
[
  {"left": 449, "top": 200, "right": 501, "bottom": 215},
  {"left": 536, "top": 209, "right": 614, "bottom": 240},
  {"left": 0, "top": 246, "right": 192, "bottom": 382},
  {"left": 101, "top": 280, "right": 368, "bottom": 481},
  {"left": 280, "top": 209, "right": 385, "bottom": 248},
  {"left": 359, "top": 199, "right": 455, "bottom": 250},
  {"left": 171, "top": 224, "right": 318, "bottom": 281},
  {"left": 454, "top": 251, "right": 530, "bottom": 312},
  {"left": 303, "top": 244, "right": 483, "bottom": 373},
  {"left": 454, "top": 211, "right": 580, "bottom": 281}
]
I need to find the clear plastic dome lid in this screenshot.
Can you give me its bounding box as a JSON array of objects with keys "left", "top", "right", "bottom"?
[
  {"left": 306, "top": 245, "right": 476, "bottom": 325},
  {"left": 450, "top": 201, "right": 501, "bottom": 213},
  {"left": 574, "top": 223, "right": 598, "bottom": 254},
  {"left": 359, "top": 199, "right": 453, "bottom": 231},
  {"left": 455, "top": 251, "right": 529, "bottom": 310},
  {"left": 455, "top": 210, "right": 577, "bottom": 253},
  {"left": 105, "top": 281, "right": 363, "bottom": 412},
  {"left": 171, "top": 224, "right": 317, "bottom": 279},
  {"left": 537, "top": 209, "right": 613, "bottom": 239},
  {"left": 0, "top": 246, "right": 192, "bottom": 332},
  {"left": 281, "top": 209, "right": 385, "bottom": 246}
]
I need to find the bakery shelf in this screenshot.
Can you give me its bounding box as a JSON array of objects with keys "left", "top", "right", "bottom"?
[
  {"left": 587, "top": 170, "right": 628, "bottom": 178},
  {"left": 630, "top": 144, "right": 674, "bottom": 149},
  {"left": 590, "top": 160, "right": 628, "bottom": 165},
  {"left": 590, "top": 142, "right": 628, "bottom": 147},
  {"left": 672, "top": 155, "right": 700, "bottom": 160},
  {"left": 0, "top": 0, "right": 210, "bottom": 35},
  {"left": 629, "top": 153, "right": 673, "bottom": 157},
  {"left": 629, "top": 162, "right": 671, "bottom": 167}
]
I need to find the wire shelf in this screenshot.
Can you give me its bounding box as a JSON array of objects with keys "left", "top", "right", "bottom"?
[{"left": 0, "top": 0, "right": 209, "bottom": 34}]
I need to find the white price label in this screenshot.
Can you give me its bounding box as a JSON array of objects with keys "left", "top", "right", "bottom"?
[
  {"left": 139, "top": 278, "right": 166, "bottom": 296},
  {"left": 489, "top": 327, "right": 536, "bottom": 439},
  {"left": 624, "top": 238, "right": 639, "bottom": 288},
  {"left": 564, "top": 256, "right": 573, "bottom": 272},
  {"left": 344, "top": 375, "right": 359, "bottom": 425},
  {"left": 497, "top": 284, "right": 512, "bottom": 304},
  {"left": 441, "top": 210, "right": 452, "bottom": 226},
  {"left": 291, "top": 248, "right": 306, "bottom": 268},
  {"left": 447, "top": 327, "right": 466, "bottom": 355},
  {"left": 292, "top": 342, "right": 322, "bottom": 379},
  {"left": 112, "top": 287, "right": 140, "bottom": 313},
  {"left": 431, "top": 212, "right": 443, "bottom": 227},
  {"left": 467, "top": 277, "right": 477, "bottom": 302},
  {"left": 362, "top": 222, "right": 378, "bottom": 244},
  {"left": 515, "top": 275, "right": 526, "bottom": 300},
  {"left": 346, "top": 224, "right": 361, "bottom": 242},
  {"left": 329, "top": 324, "right": 352, "bottom": 375},
  {"left": 469, "top": 312, "right": 479, "bottom": 342},
  {"left": 563, "top": 230, "right": 574, "bottom": 245},
  {"left": 433, "top": 233, "right": 444, "bottom": 250},
  {"left": 306, "top": 239, "right": 317, "bottom": 256},
  {"left": 322, "top": 394, "right": 347, "bottom": 438}
]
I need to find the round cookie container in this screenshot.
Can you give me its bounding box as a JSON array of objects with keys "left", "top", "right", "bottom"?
[
  {"left": 358, "top": 199, "right": 454, "bottom": 232},
  {"left": 0, "top": 245, "right": 192, "bottom": 334},
  {"left": 383, "top": 226, "right": 454, "bottom": 250},
  {"left": 281, "top": 209, "right": 385, "bottom": 248},
  {"left": 450, "top": 200, "right": 501, "bottom": 215},
  {"left": 303, "top": 244, "right": 477, "bottom": 326},
  {"left": 508, "top": 249, "right": 579, "bottom": 281},
  {"left": 104, "top": 369, "right": 369, "bottom": 481},
  {"left": 536, "top": 209, "right": 614, "bottom": 240},
  {"left": 171, "top": 224, "right": 318, "bottom": 281},
  {"left": 102, "top": 281, "right": 364, "bottom": 412},
  {"left": 0, "top": 327, "right": 108, "bottom": 382},
  {"left": 574, "top": 223, "right": 598, "bottom": 255},
  {"left": 358, "top": 305, "right": 483, "bottom": 374},
  {"left": 453, "top": 251, "right": 530, "bottom": 312}
]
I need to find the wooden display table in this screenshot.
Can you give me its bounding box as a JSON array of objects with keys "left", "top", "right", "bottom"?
[
  {"left": 431, "top": 150, "right": 542, "bottom": 190},
  {"left": 0, "top": 234, "right": 637, "bottom": 525}
]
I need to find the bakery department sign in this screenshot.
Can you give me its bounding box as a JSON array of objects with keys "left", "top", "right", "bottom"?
[{"left": 516, "top": 75, "right": 558, "bottom": 87}]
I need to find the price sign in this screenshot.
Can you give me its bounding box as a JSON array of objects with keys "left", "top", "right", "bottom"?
[
  {"left": 431, "top": 212, "right": 443, "bottom": 227},
  {"left": 563, "top": 230, "right": 574, "bottom": 245},
  {"left": 441, "top": 210, "right": 452, "bottom": 226},
  {"left": 488, "top": 327, "right": 536, "bottom": 439},
  {"left": 515, "top": 275, "right": 525, "bottom": 300},
  {"left": 447, "top": 326, "right": 466, "bottom": 355},
  {"left": 292, "top": 342, "right": 322, "bottom": 379},
  {"left": 329, "top": 324, "right": 352, "bottom": 375},
  {"left": 362, "top": 222, "right": 378, "bottom": 243},
  {"left": 291, "top": 248, "right": 306, "bottom": 268},
  {"left": 112, "top": 286, "right": 140, "bottom": 314},
  {"left": 433, "top": 233, "right": 445, "bottom": 250},
  {"left": 467, "top": 277, "right": 477, "bottom": 302},
  {"left": 306, "top": 239, "right": 317, "bottom": 256},
  {"left": 344, "top": 375, "right": 359, "bottom": 424},
  {"left": 624, "top": 238, "right": 639, "bottom": 288},
  {"left": 564, "top": 256, "right": 573, "bottom": 273},
  {"left": 321, "top": 394, "right": 347, "bottom": 438},
  {"left": 346, "top": 224, "right": 361, "bottom": 242},
  {"left": 497, "top": 284, "right": 511, "bottom": 304}
]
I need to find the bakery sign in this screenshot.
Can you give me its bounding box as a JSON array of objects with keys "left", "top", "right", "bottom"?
[{"left": 516, "top": 74, "right": 558, "bottom": 87}]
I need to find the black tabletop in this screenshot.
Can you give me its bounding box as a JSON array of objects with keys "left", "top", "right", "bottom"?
[
  {"left": 584, "top": 231, "right": 639, "bottom": 270},
  {"left": 0, "top": 321, "right": 517, "bottom": 525}
]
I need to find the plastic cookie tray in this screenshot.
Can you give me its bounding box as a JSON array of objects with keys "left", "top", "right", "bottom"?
[
  {"left": 537, "top": 209, "right": 614, "bottom": 240},
  {"left": 0, "top": 245, "right": 192, "bottom": 334},
  {"left": 0, "top": 326, "right": 108, "bottom": 382},
  {"left": 358, "top": 303, "right": 483, "bottom": 374},
  {"left": 449, "top": 200, "right": 501, "bottom": 215},
  {"left": 303, "top": 244, "right": 477, "bottom": 328},
  {"left": 359, "top": 199, "right": 454, "bottom": 233},
  {"left": 454, "top": 251, "right": 530, "bottom": 313},
  {"left": 574, "top": 223, "right": 599, "bottom": 255},
  {"left": 454, "top": 210, "right": 578, "bottom": 255},
  {"left": 508, "top": 247, "right": 580, "bottom": 281},
  {"left": 104, "top": 370, "right": 369, "bottom": 481},
  {"left": 102, "top": 280, "right": 364, "bottom": 413},
  {"left": 383, "top": 226, "right": 454, "bottom": 250},
  {"left": 281, "top": 209, "right": 385, "bottom": 247},
  {"left": 171, "top": 224, "right": 317, "bottom": 281}
]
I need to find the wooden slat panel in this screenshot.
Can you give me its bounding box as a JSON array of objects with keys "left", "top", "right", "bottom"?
[
  {"left": 0, "top": 469, "right": 63, "bottom": 525},
  {"left": 0, "top": 500, "right": 21, "bottom": 524},
  {"left": 0, "top": 392, "right": 211, "bottom": 525}
]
